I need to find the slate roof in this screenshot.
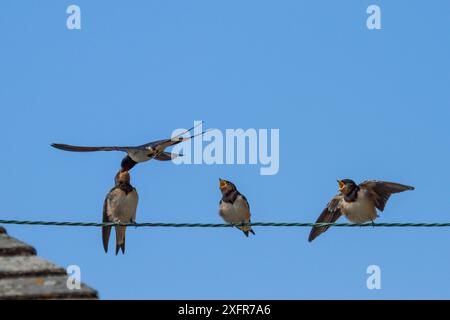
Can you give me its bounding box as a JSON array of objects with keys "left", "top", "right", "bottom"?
[{"left": 0, "top": 226, "right": 98, "bottom": 299}]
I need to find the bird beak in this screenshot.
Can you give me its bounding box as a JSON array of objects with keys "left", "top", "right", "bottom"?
[
  {"left": 337, "top": 180, "right": 345, "bottom": 191},
  {"left": 219, "top": 178, "right": 227, "bottom": 190}
]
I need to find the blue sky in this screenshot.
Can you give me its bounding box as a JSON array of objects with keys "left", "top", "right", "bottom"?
[{"left": 1, "top": 0, "right": 450, "bottom": 299}]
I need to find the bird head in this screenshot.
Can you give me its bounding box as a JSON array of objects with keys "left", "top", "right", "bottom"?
[
  {"left": 219, "top": 178, "right": 236, "bottom": 194},
  {"left": 115, "top": 170, "right": 131, "bottom": 185},
  {"left": 337, "top": 179, "right": 357, "bottom": 194}
]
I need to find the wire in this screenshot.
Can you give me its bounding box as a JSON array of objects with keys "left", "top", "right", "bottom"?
[{"left": 1, "top": 219, "right": 450, "bottom": 228}]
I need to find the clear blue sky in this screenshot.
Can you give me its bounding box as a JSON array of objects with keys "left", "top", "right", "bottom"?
[{"left": 1, "top": 1, "right": 450, "bottom": 299}]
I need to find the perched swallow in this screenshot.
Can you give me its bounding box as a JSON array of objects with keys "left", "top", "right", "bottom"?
[
  {"left": 308, "top": 179, "right": 414, "bottom": 242},
  {"left": 102, "top": 170, "right": 139, "bottom": 255},
  {"left": 218, "top": 178, "right": 255, "bottom": 237},
  {"left": 51, "top": 122, "right": 206, "bottom": 171}
]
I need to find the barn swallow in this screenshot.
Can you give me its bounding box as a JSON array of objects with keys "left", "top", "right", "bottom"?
[
  {"left": 51, "top": 122, "right": 207, "bottom": 171},
  {"left": 308, "top": 179, "right": 414, "bottom": 242},
  {"left": 102, "top": 170, "right": 139, "bottom": 255},
  {"left": 219, "top": 178, "right": 255, "bottom": 237}
]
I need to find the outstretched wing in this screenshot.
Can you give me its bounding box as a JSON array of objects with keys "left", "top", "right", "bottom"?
[
  {"left": 51, "top": 143, "right": 131, "bottom": 153},
  {"left": 359, "top": 180, "right": 414, "bottom": 212},
  {"left": 308, "top": 195, "right": 343, "bottom": 242}
]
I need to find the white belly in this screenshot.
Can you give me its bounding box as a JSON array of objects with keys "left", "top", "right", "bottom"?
[
  {"left": 128, "top": 149, "right": 153, "bottom": 163},
  {"left": 108, "top": 190, "right": 138, "bottom": 223},
  {"left": 219, "top": 197, "right": 249, "bottom": 224},
  {"left": 341, "top": 190, "right": 377, "bottom": 224}
]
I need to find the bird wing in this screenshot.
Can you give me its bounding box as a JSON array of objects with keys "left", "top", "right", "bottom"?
[
  {"left": 131, "top": 188, "right": 139, "bottom": 223},
  {"left": 218, "top": 200, "right": 225, "bottom": 219},
  {"left": 308, "top": 195, "right": 343, "bottom": 242},
  {"left": 359, "top": 180, "right": 415, "bottom": 212},
  {"left": 53, "top": 122, "right": 208, "bottom": 155},
  {"left": 51, "top": 143, "right": 132, "bottom": 153},
  {"left": 239, "top": 194, "right": 251, "bottom": 221},
  {"left": 102, "top": 190, "right": 114, "bottom": 253}
]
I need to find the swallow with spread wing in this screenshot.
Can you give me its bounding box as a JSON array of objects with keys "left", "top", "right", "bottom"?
[
  {"left": 51, "top": 122, "right": 206, "bottom": 171},
  {"left": 219, "top": 178, "right": 255, "bottom": 237},
  {"left": 102, "top": 170, "right": 138, "bottom": 255},
  {"left": 308, "top": 179, "right": 414, "bottom": 242}
]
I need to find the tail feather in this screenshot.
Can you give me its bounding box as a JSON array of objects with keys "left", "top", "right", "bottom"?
[
  {"left": 182, "top": 129, "right": 211, "bottom": 142},
  {"left": 102, "top": 226, "right": 111, "bottom": 253},
  {"left": 240, "top": 225, "right": 255, "bottom": 237},
  {"left": 170, "top": 130, "right": 209, "bottom": 145},
  {"left": 115, "top": 242, "right": 125, "bottom": 255},
  {"left": 171, "top": 121, "right": 204, "bottom": 141},
  {"left": 115, "top": 226, "right": 126, "bottom": 255}
]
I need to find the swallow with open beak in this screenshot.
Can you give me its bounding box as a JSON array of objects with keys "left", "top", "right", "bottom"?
[
  {"left": 102, "top": 170, "right": 139, "bottom": 255},
  {"left": 219, "top": 179, "right": 255, "bottom": 237},
  {"left": 51, "top": 122, "right": 207, "bottom": 171},
  {"left": 308, "top": 179, "right": 414, "bottom": 242}
]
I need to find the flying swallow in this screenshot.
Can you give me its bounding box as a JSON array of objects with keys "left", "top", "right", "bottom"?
[
  {"left": 308, "top": 179, "right": 414, "bottom": 242},
  {"left": 51, "top": 122, "right": 207, "bottom": 171},
  {"left": 219, "top": 178, "right": 255, "bottom": 237},
  {"left": 102, "top": 170, "right": 139, "bottom": 255}
]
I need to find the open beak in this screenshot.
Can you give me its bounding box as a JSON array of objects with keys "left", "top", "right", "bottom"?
[
  {"left": 337, "top": 180, "right": 345, "bottom": 191},
  {"left": 219, "top": 178, "right": 227, "bottom": 190}
]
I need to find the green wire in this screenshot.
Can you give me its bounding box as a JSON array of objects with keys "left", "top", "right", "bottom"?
[{"left": 1, "top": 220, "right": 450, "bottom": 228}]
